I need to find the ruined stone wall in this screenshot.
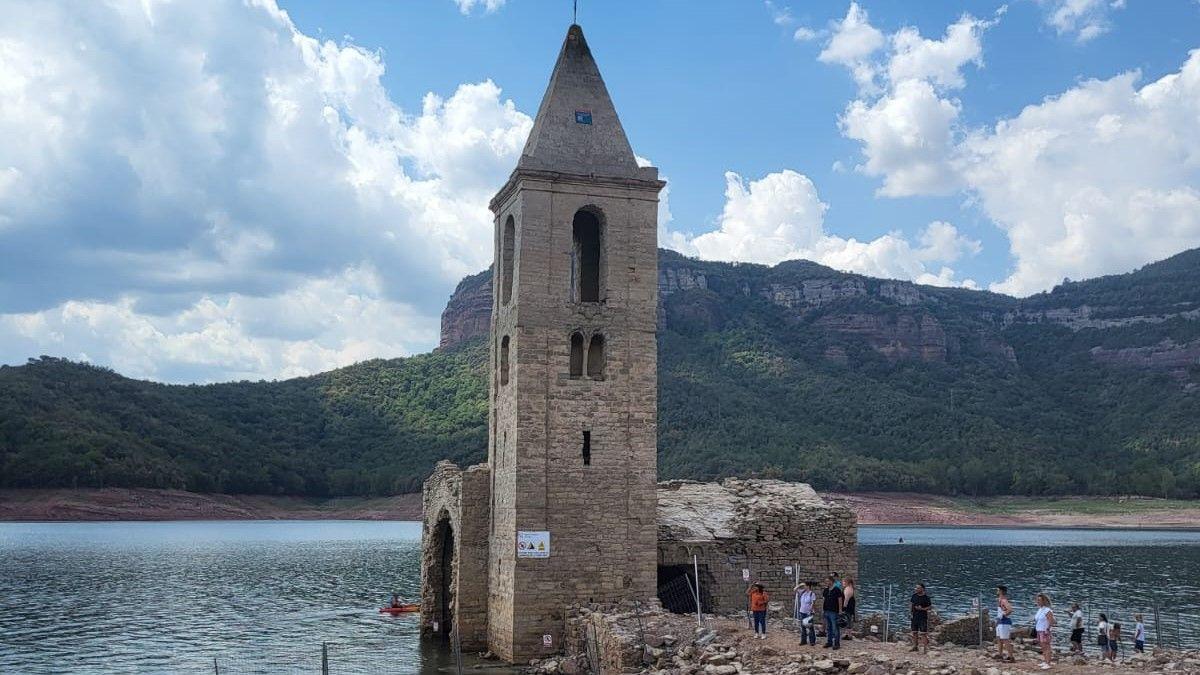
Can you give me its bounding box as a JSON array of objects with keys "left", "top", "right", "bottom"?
[
  {"left": 486, "top": 173, "right": 662, "bottom": 663},
  {"left": 419, "top": 461, "right": 491, "bottom": 651},
  {"left": 657, "top": 479, "right": 858, "bottom": 617}
]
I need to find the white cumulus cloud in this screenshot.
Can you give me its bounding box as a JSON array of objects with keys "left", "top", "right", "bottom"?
[
  {"left": 826, "top": 10, "right": 995, "bottom": 196},
  {"left": 820, "top": 4, "right": 1200, "bottom": 295},
  {"left": 0, "top": 0, "right": 531, "bottom": 381},
  {"left": 669, "top": 170, "right": 979, "bottom": 288},
  {"left": 454, "top": 0, "right": 506, "bottom": 15},
  {"left": 1040, "top": 0, "right": 1125, "bottom": 43}
]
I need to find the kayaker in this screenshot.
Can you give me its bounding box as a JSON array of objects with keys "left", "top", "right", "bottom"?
[{"left": 390, "top": 594, "right": 403, "bottom": 608}]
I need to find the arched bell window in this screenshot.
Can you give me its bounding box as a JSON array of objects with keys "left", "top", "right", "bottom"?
[
  {"left": 572, "top": 209, "right": 602, "bottom": 303},
  {"left": 501, "top": 216, "right": 515, "bottom": 306},
  {"left": 569, "top": 332, "right": 584, "bottom": 379},
  {"left": 499, "top": 335, "right": 510, "bottom": 385},
  {"left": 587, "top": 334, "right": 605, "bottom": 379}
]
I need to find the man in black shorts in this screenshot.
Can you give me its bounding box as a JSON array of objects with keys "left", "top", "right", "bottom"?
[{"left": 910, "top": 583, "right": 932, "bottom": 654}]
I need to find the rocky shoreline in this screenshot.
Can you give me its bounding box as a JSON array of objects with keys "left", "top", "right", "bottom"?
[{"left": 527, "top": 606, "right": 1197, "bottom": 675}]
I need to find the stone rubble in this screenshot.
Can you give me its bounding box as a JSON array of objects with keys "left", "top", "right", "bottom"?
[{"left": 521, "top": 610, "right": 1200, "bottom": 675}]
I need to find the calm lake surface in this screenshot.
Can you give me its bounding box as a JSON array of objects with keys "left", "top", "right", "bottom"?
[{"left": 2, "top": 522, "right": 1199, "bottom": 673}]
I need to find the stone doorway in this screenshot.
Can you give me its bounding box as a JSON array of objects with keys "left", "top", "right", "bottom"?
[
  {"left": 656, "top": 564, "right": 713, "bottom": 615},
  {"left": 428, "top": 515, "right": 456, "bottom": 638}
]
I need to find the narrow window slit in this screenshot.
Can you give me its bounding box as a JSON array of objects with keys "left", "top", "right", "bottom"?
[{"left": 582, "top": 430, "right": 591, "bottom": 466}]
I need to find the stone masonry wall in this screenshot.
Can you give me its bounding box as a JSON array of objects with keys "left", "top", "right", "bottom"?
[
  {"left": 657, "top": 479, "right": 858, "bottom": 617},
  {"left": 487, "top": 172, "right": 662, "bottom": 663},
  {"left": 419, "top": 461, "right": 491, "bottom": 651}
]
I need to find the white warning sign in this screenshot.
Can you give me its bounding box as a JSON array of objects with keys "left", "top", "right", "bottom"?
[
  {"left": 517, "top": 531, "right": 550, "bottom": 558},
  {"left": 784, "top": 565, "right": 794, "bottom": 576},
  {"left": 543, "top": 634, "right": 553, "bottom": 648},
  {"left": 742, "top": 568, "right": 751, "bottom": 581}
]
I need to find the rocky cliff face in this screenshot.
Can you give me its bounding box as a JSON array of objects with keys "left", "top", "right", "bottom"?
[
  {"left": 439, "top": 269, "right": 492, "bottom": 350},
  {"left": 439, "top": 248, "right": 1200, "bottom": 378}
]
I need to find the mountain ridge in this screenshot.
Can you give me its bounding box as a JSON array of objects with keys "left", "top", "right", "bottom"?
[{"left": 4, "top": 247, "right": 1199, "bottom": 498}]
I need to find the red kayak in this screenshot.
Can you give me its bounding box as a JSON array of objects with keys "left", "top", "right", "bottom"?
[{"left": 379, "top": 604, "right": 419, "bottom": 615}]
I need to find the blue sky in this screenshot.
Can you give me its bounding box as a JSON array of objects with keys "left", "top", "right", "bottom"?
[{"left": 1, "top": 0, "right": 1199, "bottom": 382}]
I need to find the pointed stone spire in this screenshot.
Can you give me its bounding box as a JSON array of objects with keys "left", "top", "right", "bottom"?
[{"left": 518, "top": 24, "right": 642, "bottom": 179}]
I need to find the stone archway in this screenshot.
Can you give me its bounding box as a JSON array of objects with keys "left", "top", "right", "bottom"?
[{"left": 427, "top": 513, "right": 457, "bottom": 638}]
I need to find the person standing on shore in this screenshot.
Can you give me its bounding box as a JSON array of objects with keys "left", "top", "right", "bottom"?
[
  {"left": 1134, "top": 614, "right": 1146, "bottom": 653},
  {"left": 747, "top": 583, "right": 770, "bottom": 639},
  {"left": 1068, "top": 602, "right": 1084, "bottom": 655},
  {"left": 1107, "top": 622, "right": 1122, "bottom": 662},
  {"left": 995, "top": 586, "right": 1015, "bottom": 662},
  {"left": 842, "top": 577, "right": 857, "bottom": 640},
  {"left": 910, "top": 583, "right": 932, "bottom": 654},
  {"left": 822, "top": 575, "right": 844, "bottom": 650},
  {"left": 1097, "top": 613, "right": 1109, "bottom": 657},
  {"left": 794, "top": 581, "right": 817, "bottom": 646},
  {"left": 1034, "top": 593, "right": 1056, "bottom": 670}
]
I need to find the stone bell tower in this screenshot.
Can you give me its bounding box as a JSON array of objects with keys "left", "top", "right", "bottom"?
[{"left": 485, "top": 23, "right": 665, "bottom": 662}]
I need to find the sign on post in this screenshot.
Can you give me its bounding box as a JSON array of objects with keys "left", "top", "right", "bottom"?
[
  {"left": 517, "top": 531, "right": 550, "bottom": 558},
  {"left": 784, "top": 565, "right": 793, "bottom": 576},
  {"left": 543, "top": 634, "right": 553, "bottom": 648},
  {"left": 742, "top": 568, "right": 751, "bottom": 581}
]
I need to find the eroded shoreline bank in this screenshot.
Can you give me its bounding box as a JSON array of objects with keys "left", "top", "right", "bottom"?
[{"left": 2, "top": 487, "right": 1197, "bottom": 527}]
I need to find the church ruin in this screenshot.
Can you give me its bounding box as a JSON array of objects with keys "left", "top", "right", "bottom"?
[{"left": 420, "top": 23, "right": 856, "bottom": 664}]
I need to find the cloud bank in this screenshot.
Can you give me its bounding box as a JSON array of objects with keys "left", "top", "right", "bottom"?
[
  {"left": 0, "top": 0, "right": 530, "bottom": 381},
  {"left": 819, "top": 2, "right": 1200, "bottom": 295}
]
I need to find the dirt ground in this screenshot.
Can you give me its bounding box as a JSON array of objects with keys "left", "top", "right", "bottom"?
[
  {"left": 828, "top": 492, "right": 1200, "bottom": 529},
  {"left": 713, "top": 617, "right": 1198, "bottom": 674},
  {"left": 0, "top": 487, "right": 422, "bottom": 521}
]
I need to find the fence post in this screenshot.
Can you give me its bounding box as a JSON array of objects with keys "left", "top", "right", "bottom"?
[
  {"left": 321, "top": 642, "right": 329, "bottom": 675},
  {"left": 213, "top": 656, "right": 219, "bottom": 675},
  {"left": 978, "top": 594, "right": 984, "bottom": 648},
  {"left": 1154, "top": 604, "right": 1162, "bottom": 649},
  {"left": 693, "top": 554, "right": 703, "bottom": 626},
  {"left": 883, "top": 584, "right": 891, "bottom": 643}
]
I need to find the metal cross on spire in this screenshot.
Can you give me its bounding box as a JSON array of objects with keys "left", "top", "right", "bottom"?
[{"left": 573, "top": 0, "right": 578, "bottom": 25}]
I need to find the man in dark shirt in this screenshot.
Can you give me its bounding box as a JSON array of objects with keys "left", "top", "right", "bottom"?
[
  {"left": 821, "top": 575, "right": 844, "bottom": 649},
  {"left": 910, "top": 583, "right": 933, "bottom": 653}
]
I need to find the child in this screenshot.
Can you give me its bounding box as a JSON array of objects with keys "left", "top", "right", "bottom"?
[
  {"left": 1108, "top": 622, "right": 1121, "bottom": 662},
  {"left": 1134, "top": 614, "right": 1146, "bottom": 653}
]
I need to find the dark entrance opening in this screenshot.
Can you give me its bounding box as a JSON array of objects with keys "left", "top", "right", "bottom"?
[
  {"left": 657, "top": 564, "right": 713, "bottom": 615},
  {"left": 430, "top": 517, "right": 456, "bottom": 639}
]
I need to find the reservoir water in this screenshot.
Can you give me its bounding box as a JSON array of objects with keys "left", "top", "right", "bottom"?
[{"left": 1, "top": 521, "right": 1198, "bottom": 673}]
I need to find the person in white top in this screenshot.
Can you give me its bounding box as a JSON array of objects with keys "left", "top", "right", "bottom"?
[
  {"left": 1134, "top": 613, "right": 1146, "bottom": 653},
  {"left": 995, "top": 586, "right": 1015, "bottom": 662},
  {"left": 1068, "top": 603, "right": 1084, "bottom": 654},
  {"left": 1034, "top": 593, "right": 1056, "bottom": 670}
]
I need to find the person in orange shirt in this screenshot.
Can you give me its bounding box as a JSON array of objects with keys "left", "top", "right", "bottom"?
[{"left": 747, "top": 583, "right": 770, "bottom": 639}]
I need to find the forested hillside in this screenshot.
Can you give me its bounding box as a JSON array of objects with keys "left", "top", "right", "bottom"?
[{"left": 4, "top": 248, "right": 1200, "bottom": 498}]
